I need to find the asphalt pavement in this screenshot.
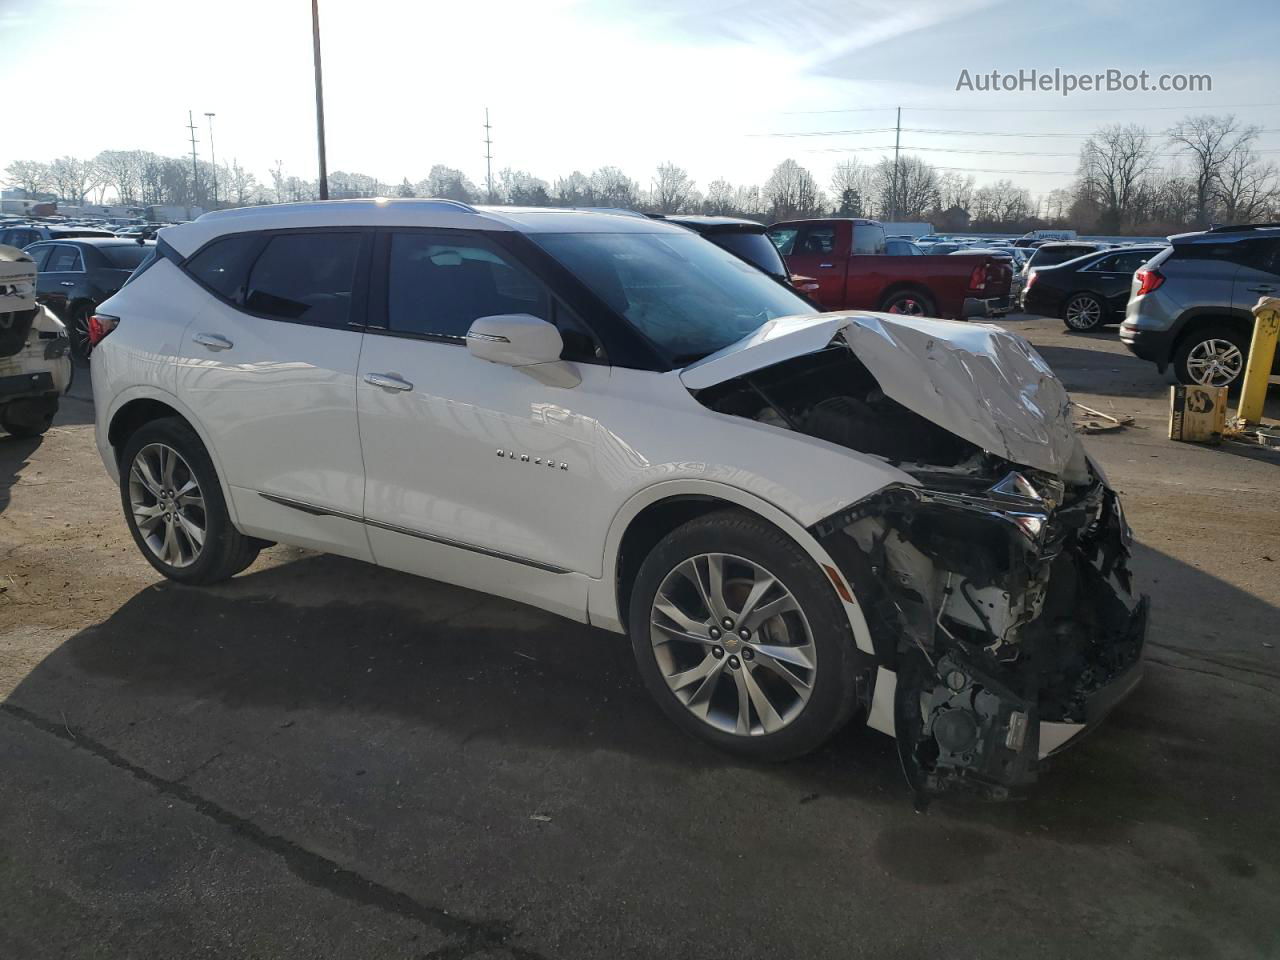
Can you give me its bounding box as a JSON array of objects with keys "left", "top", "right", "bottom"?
[{"left": 1, "top": 316, "right": 1277, "bottom": 959}]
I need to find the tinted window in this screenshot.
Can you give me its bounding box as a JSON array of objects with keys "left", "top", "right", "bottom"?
[
  {"left": 245, "top": 232, "right": 361, "bottom": 327},
  {"left": 1096, "top": 250, "right": 1156, "bottom": 273},
  {"left": 852, "top": 224, "right": 885, "bottom": 255},
  {"left": 46, "top": 245, "right": 83, "bottom": 271},
  {"left": 1031, "top": 245, "right": 1097, "bottom": 268},
  {"left": 885, "top": 238, "right": 920, "bottom": 256},
  {"left": 766, "top": 227, "right": 799, "bottom": 256},
  {"left": 534, "top": 231, "right": 817, "bottom": 364},
  {"left": 798, "top": 226, "right": 837, "bottom": 255},
  {"left": 185, "top": 234, "right": 261, "bottom": 300},
  {"left": 709, "top": 231, "right": 788, "bottom": 278},
  {"left": 387, "top": 233, "right": 549, "bottom": 340},
  {"left": 26, "top": 244, "right": 53, "bottom": 270},
  {"left": 100, "top": 244, "right": 153, "bottom": 270},
  {"left": 1235, "top": 237, "right": 1280, "bottom": 274}
]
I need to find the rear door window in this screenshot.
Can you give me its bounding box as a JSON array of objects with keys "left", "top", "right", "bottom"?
[
  {"left": 46, "top": 245, "right": 83, "bottom": 272},
  {"left": 384, "top": 232, "right": 550, "bottom": 341},
  {"left": 851, "top": 224, "right": 885, "bottom": 255},
  {"left": 184, "top": 234, "right": 262, "bottom": 300},
  {"left": 766, "top": 227, "right": 799, "bottom": 256},
  {"left": 798, "top": 226, "right": 837, "bottom": 255},
  {"left": 244, "top": 232, "right": 362, "bottom": 328},
  {"left": 26, "top": 244, "right": 54, "bottom": 271}
]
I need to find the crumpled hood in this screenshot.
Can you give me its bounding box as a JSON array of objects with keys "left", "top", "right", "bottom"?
[{"left": 680, "top": 311, "right": 1083, "bottom": 477}]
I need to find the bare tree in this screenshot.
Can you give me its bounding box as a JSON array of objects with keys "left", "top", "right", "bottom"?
[
  {"left": 589, "top": 166, "right": 641, "bottom": 207},
  {"left": 651, "top": 162, "right": 696, "bottom": 214},
  {"left": 46, "top": 156, "right": 96, "bottom": 205},
  {"left": 225, "top": 160, "right": 259, "bottom": 206},
  {"left": 733, "top": 184, "right": 762, "bottom": 217},
  {"left": 3, "top": 160, "right": 51, "bottom": 196},
  {"left": 552, "top": 171, "right": 594, "bottom": 206},
  {"left": 1167, "top": 114, "right": 1257, "bottom": 227},
  {"left": 702, "top": 178, "right": 735, "bottom": 215},
  {"left": 937, "top": 172, "right": 976, "bottom": 213},
  {"left": 1216, "top": 146, "right": 1279, "bottom": 224},
  {"left": 873, "top": 155, "right": 937, "bottom": 220},
  {"left": 270, "top": 161, "right": 287, "bottom": 204},
  {"left": 1076, "top": 124, "right": 1155, "bottom": 232},
  {"left": 497, "top": 168, "right": 551, "bottom": 206},
  {"left": 416, "top": 165, "right": 478, "bottom": 202},
  {"left": 764, "top": 159, "right": 823, "bottom": 220},
  {"left": 830, "top": 159, "right": 873, "bottom": 216},
  {"left": 93, "top": 150, "right": 145, "bottom": 204}
]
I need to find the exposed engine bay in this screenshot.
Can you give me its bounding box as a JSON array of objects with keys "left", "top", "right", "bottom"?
[{"left": 695, "top": 342, "right": 1147, "bottom": 799}]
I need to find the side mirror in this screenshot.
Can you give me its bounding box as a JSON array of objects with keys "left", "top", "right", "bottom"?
[{"left": 465, "top": 314, "right": 563, "bottom": 367}]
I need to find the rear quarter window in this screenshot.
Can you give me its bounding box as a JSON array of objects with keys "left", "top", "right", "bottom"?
[{"left": 183, "top": 234, "right": 262, "bottom": 300}]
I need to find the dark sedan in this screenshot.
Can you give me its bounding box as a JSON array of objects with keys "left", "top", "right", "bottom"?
[
  {"left": 1022, "top": 245, "right": 1165, "bottom": 331},
  {"left": 24, "top": 237, "right": 155, "bottom": 361}
]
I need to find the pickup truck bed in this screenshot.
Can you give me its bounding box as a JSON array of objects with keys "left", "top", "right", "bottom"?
[{"left": 768, "top": 218, "right": 1013, "bottom": 320}]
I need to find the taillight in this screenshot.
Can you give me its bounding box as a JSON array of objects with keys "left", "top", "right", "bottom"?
[
  {"left": 87, "top": 313, "right": 119, "bottom": 350},
  {"left": 1024, "top": 271, "right": 1036, "bottom": 291},
  {"left": 1135, "top": 268, "right": 1164, "bottom": 296},
  {"left": 968, "top": 264, "right": 986, "bottom": 291}
]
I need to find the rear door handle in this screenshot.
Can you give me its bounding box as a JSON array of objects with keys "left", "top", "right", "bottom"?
[
  {"left": 364, "top": 372, "right": 414, "bottom": 392},
  {"left": 818, "top": 263, "right": 835, "bottom": 269},
  {"left": 1247, "top": 285, "right": 1275, "bottom": 293},
  {"left": 59, "top": 281, "right": 75, "bottom": 287},
  {"left": 193, "top": 332, "right": 233, "bottom": 351}
]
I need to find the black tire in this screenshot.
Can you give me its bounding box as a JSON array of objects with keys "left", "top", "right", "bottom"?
[
  {"left": 1061, "top": 292, "right": 1106, "bottom": 331},
  {"left": 628, "top": 509, "right": 863, "bottom": 761},
  {"left": 67, "top": 304, "right": 92, "bottom": 365},
  {"left": 0, "top": 398, "right": 57, "bottom": 438},
  {"left": 878, "top": 288, "right": 936, "bottom": 317},
  {"left": 1172, "top": 323, "right": 1250, "bottom": 390},
  {"left": 119, "top": 417, "right": 260, "bottom": 584}
]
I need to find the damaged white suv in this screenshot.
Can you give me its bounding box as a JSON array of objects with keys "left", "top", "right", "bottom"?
[
  {"left": 91, "top": 201, "right": 1147, "bottom": 798},
  {"left": 1, "top": 244, "right": 73, "bottom": 437}
]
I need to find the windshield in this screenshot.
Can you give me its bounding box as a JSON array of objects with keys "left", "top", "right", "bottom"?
[
  {"left": 100, "top": 244, "right": 152, "bottom": 269},
  {"left": 534, "top": 231, "right": 816, "bottom": 364},
  {"left": 709, "top": 230, "right": 788, "bottom": 279}
]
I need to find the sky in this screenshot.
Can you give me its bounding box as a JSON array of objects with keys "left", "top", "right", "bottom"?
[{"left": 3, "top": 0, "right": 1279, "bottom": 203}]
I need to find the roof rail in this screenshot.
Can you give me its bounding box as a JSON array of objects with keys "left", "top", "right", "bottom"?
[
  {"left": 417, "top": 197, "right": 478, "bottom": 213},
  {"left": 1205, "top": 222, "right": 1280, "bottom": 233}
]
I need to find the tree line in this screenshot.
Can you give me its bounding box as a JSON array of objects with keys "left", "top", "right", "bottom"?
[{"left": 4, "top": 114, "right": 1275, "bottom": 233}]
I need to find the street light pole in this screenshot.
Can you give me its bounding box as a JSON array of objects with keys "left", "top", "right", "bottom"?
[
  {"left": 311, "top": 0, "right": 329, "bottom": 200},
  {"left": 204, "top": 112, "right": 218, "bottom": 208}
]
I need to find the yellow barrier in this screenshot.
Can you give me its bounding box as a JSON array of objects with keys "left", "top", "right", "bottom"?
[{"left": 1236, "top": 296, "right": 1280, "bottom": 425}]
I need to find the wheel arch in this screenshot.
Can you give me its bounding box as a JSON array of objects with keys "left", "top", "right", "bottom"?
[
  {"left": 590, "top": 479, "right": 876, "bottom": 657},
  {"left": 876, "top": 282, "right": 934, "bottom": 312},
  {"left": 105, "top": 388, "right": 242, "bottom": 527},
  {"left": 1170, "top": 309, "right": 1253, "bottom": 355}
]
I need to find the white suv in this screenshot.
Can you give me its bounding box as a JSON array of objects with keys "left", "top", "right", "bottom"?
[{"left": 91, "top": 200, "right": 1147, "bottom": 798}]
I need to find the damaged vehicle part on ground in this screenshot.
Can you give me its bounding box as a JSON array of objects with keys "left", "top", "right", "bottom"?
[{"left": 691, "top": 313, "right": 1148, "bottom": 799}]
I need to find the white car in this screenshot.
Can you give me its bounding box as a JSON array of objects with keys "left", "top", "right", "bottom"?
[
  {"left": 90, "top": 200, "right": 1147, "bottom": 798},
  {"left": 1, "top": 244, "right": 73, "bottom": 436}
]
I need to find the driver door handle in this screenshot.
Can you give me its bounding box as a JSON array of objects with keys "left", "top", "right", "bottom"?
[
  {"left": 364, "top": 372, "right": 414, "bottom": 392},
  {"left": 818, "top": 263, "right": 834, "bottom": 268},
  {"left": 193, "top": 332, "right": 233, "bottom": 351},
  {"left": 58, "top": 281, "right": 76, "bottom": 287},
  {"left": 1247, "top": 285, "right": 1275, "bottom": 293}
]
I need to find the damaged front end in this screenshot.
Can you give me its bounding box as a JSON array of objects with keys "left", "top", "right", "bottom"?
[
  {"left": 813, "top": 465, "right": 1146, "bottom": 799},
  {"left": 688, "top": 315, "right": 1148, "bottom": 799}
]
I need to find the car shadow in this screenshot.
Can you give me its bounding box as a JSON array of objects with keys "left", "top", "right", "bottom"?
[
  {"left": 6, "top": 543, "right": 1278, "bottom": 851},
  {"left": 0, "top": 434, "right": 43, "bottom": 515}
]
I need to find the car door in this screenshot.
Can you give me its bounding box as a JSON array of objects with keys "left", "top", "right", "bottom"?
[
  {"left": 355, "top": 229, "right": 607, "bottom": 618},
  {"left": 769, "top": 223, "right": 850, "bottom": 309},
  {"left": 37, "top": 243, "right": 85, "bottom": 315},
  {"left": 1086, "top": 250, "right": 1155, "bottom": 315},
  {"left": 173, "top": 229, "right": 374, "bottom": 561},
  {"left": 1232, "top": 237, "right": 1280, "bottom": 310}
]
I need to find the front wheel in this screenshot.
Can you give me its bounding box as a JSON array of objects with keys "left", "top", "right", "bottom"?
[
  {"left": 1062, "top": 293, "right": 1106, "bottom": 331},
  {"left": 1173, "top": 325, "right": 1249, "bottom": 389},
  {"left": 119, "top": 418, "right": 261, "bottom": 584},
  {"left": 628, "top": 510, "right": 862, "bottom": 760}
]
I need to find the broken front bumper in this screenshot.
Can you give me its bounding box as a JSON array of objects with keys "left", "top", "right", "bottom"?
[{"left": 817, "top": 470, "right": 1148, "bottom": 799}]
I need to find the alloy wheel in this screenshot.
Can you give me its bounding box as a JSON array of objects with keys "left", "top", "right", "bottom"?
[
  {"left": 887, "top": 296, "right": 926, "bottom": 316},
  {"left": 1185, "top": 338, "right": 1244, "bottom": 387},
  {"left": 1064, "top": 295, "right": 1102, "bottom": 330},
  {"left": 128, "top": 442, "right": 206, "bottom": 568},
  {"left": 649, "top": 553, "right": 816, "bottom": 737}
]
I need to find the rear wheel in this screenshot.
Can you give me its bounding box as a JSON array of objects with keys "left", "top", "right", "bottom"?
[
  {"left": 879, "top": 289, "right": 935, "bottom": 317},
  {"left": 119, "top": 418, "right": 260, "bottom": 584},
  {"left": 1062, "top": 292, "right": 1106, "bottom": 331},
  {"left": 628, "top": 510, "right": 862, "bottom": 760},
  {"left": 1173, "top": 324, "right": 1249, "bottom": 389}
]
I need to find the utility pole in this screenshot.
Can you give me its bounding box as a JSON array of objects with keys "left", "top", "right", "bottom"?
[
  {"left": 891, "top": 106, "right": 901, "bottom": 222},
  {"left": 186, "top": 110, "right": 201, "bottom": 218},
  {"left": 483, "top": 107, "right": 494, "bottom": 203},
  {"left": 204, "top": 112, "right": 218, "bottom": 209},
  {"left": 311, "top": 0, "right": 329, "bottom": 200}
]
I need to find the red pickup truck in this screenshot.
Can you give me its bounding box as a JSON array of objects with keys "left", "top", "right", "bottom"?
[{"left": 767, "top": 218, "right": 1013, "bottom": 320}]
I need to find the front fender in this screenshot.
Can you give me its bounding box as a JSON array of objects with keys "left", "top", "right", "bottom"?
[{"left": 588, "top": 478, "right": 876, "bottom": 655}]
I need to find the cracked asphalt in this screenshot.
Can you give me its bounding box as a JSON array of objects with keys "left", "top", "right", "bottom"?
[{"left": 2, "top": 316, "right": 1278, "bottom": 959}]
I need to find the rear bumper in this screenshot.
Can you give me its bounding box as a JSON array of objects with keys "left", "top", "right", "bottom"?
[
  {"left": 1119, "top": 323, "right": 1175, "bottom": 370},
  {"left": 962, "top": 296, "right": 1011, "bottom": 319}
]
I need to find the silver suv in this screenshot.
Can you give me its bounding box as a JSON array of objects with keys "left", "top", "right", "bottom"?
[{"left": 1120, "top": 224, "right": 1280, "bottom": 388}]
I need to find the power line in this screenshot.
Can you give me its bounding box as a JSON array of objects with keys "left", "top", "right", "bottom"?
[
  {"left": 784, "top": 102, "right": 1280, "bottom": 115},
  {"left": 757, "top": 125, "right": 1280, "bottom": 139},
  {"left": 806, "top": 144, "right": 1280, "bottom": 158}
]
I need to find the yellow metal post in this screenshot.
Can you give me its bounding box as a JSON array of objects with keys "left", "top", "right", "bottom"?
[{"left": 1236, "top": 296, "right": 1280, "bottom": 426}]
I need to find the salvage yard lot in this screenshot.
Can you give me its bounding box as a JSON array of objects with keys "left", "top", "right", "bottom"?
[{"left": 2, "top": 315, "right": 1278, "bottom": 959}]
